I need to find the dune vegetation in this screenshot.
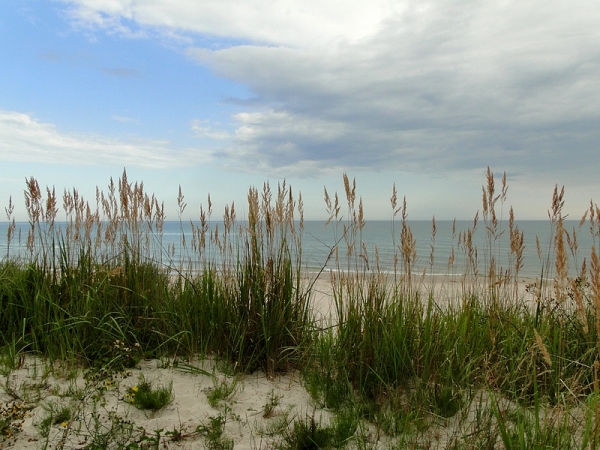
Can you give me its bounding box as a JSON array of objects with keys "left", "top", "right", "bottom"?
[{"left": 1, "top": 168, "right": 600, "bottom": 449}]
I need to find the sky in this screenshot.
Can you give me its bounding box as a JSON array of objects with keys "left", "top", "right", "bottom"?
[{"left": 1, "top": 0, "right": 599, "bottom": 222}]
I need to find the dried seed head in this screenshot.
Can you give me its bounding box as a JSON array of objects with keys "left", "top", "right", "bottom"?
[
  {"left": 287, "top": 185, "right": 295, "bottom": 225},
  {"left": 510, "top": 221, "right": 525, "bottom": 276},
  {"left": 25, "top": 176, "right": 42, "bottom": 222},
  {"left": 534, "top": 329, "right": 552, "bottom": 368},
  {"left": 358, "top": 198, "right": 365, "bottom": 230},
  {"left": 580, "top": 209, "right": 588, "bottom": 228},
  {"left": 390, "top": 183, "right": 400, "bottom": 217},
  {"left": 343, "top": 173, "right": 355, "bottom": 206},
  {"left": 45, "top": 187, "right": 58, "bottom": 226},
  {"left": 501, "top": 171, "right": 508, "bottom": 202},
  {"left": 177, "top": 185, "right": 187, "bottom": 216},
  {"left": 550, "top": 184, "right": 565, "bottom": 222},
  {"left": 484, "top": 166, "right": 494, "bottom": 216},
  {"left": 298, "top": 192, "right": 304, "bottom": 231},
  {"left": 482, "top": 187, "right": 488, "bottom": 217},
  {"left": 448, "top": 247, "right": 455, "bottom": 266},
  {"left": 5, "top": 195, "right": 14, "bottom": 220},
  {"left": 554, "top": 218, "right": 568, "bottom": 302}
]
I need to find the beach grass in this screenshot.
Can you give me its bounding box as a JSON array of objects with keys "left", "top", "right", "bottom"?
[{"left": 1, "top": 168, "right": 600, "bottom": 448}]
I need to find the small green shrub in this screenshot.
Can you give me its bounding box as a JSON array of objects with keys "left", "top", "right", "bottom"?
[
  {"left": 125, "top": 377, "right": 174, "bottom": 412},
  {"left": 282, "top": 412, "right": 335, "bottom": 450}
]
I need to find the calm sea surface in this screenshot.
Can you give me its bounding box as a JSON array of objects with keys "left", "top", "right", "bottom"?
[{"left": 0, "top": 220, "right": 596, "bottom": 280}]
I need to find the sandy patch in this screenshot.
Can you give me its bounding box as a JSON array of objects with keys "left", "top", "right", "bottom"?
[{"left": 0, "top": 356, "right": 336, "bottom": 449}]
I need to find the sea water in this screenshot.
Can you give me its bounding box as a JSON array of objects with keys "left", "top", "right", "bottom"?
[{"left": 0, "top": 220, "right": 596, "bottom": 280}]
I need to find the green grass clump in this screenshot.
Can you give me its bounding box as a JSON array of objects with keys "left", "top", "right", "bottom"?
[
  {"left": 1, "top": 171, "right": 310, "bottom": 377},
  {"left": 125, "top": 377, "right": 174, "bottom": 412},
  {"left": 279, "top": 410, "right": 356, "bottom": 450},
  {"left": 282, "top": 413, "right": 334, "bottom": 450}
]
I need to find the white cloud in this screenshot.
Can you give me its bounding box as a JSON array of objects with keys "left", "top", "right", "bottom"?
[
  {"left": 0, "top": 111, "right": 213, "bottom": 169},
  {"left": 61, "top": 0, "right": 400, "bottom": 48},
  {"left": 191, "top": 120, "right": 230, "bottom": 140}
]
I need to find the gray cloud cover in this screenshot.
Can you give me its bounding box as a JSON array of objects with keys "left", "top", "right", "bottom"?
[
  {"left": 63, "top": 0, "right": 600, "bottom": 181},
  {"left": 185, "top": 0, "right": 600, "bottom": 178}
]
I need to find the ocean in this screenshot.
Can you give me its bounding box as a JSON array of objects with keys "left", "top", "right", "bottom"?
[{"left": 0, "top": 220, "right": 595, "bottom": 281}]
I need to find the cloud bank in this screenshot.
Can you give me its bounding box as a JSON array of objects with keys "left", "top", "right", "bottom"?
[{"left": 61, "top": 0, "right": 600, "bottom": 178}]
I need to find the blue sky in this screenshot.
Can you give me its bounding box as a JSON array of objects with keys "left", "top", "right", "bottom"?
[{"left": 1, "top": 0, "right": 599, "bottom": 222}]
